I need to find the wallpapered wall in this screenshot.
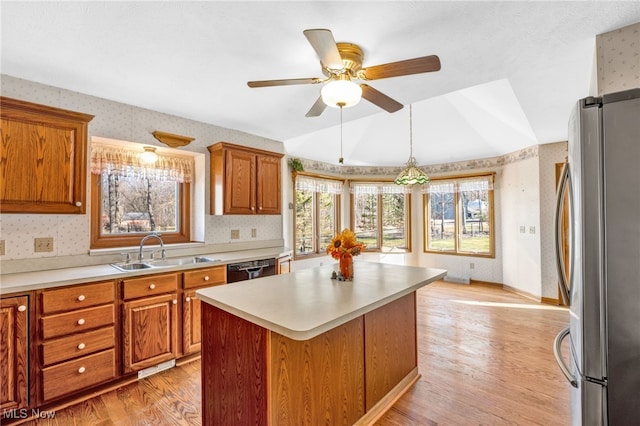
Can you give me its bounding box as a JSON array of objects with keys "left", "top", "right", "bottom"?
[
  {"left": 0, "top": 75, "right": 284, "bottom": 268},
  {"left": 597, "top": 22, "right": 640, "bottom": 95}
]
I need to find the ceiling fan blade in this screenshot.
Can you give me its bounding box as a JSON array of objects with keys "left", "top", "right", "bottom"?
[
  {"left": 305, "top": 96, "right": 327, "bottom": 117},
  {"left": 361, "top": 84, "right": 403, "bottom": 113},
  {"left": 361, "top": 55, "right": 441, "bottom": 80},
  {"left": 303, "top": 29, "right": 343, "bottom": 70},
  {"left": 248, "top": 77, "right": 322, "bottom": 88}
]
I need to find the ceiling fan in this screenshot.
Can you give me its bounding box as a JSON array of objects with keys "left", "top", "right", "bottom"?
[{"left": 247, "top": 29, "right": 441, "bottom": 117}]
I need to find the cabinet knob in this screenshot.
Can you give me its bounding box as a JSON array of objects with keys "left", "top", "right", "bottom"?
[
  {"left": 259, "top": 206, "right": 263, "bottom": 210},
  {"left": 17, "top": 305, "right": 26, "bottom": 312},
  {"left": 77, "top": 318, "right": 85, "bottom": 325},
  {"left": 77, "top": 343, "right": 86, "bottom": 350},
  {"left": 185, "top": 296, "right": 191, "bottom": 303},
  {"left": 172, "top": 299, "right": 178, "bottom": 305},
  {"left": 251, "top": 206, "right": 255, "bottom": 211},
  {"left": 204, "top": 276, "right": 210, "bottom": 281},
  {"left": 78, "top": 366, "right": 86, "bottom": 374},
  {"left": 77, "top": 294, "right": 86, "bottom": 302},
  {"left": 149, "top": 283, "right": 156, "bottom": 290},
  {"left": 75, "top": 201, "right": 82, "bottom": 207}
]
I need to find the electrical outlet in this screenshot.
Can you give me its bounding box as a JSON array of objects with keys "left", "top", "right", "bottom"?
[
  {"left": 519, "top": 225, "right": 526, "bottom": 233},
  {"left": 470, "top": 262, "right": 475, "bottom": 269},
  {"left": 251, "top": 228, "right": 257, "bottom": 238},
  {"left": 0, "top": 240, "right": 5, "bottom": 256},
  {"left": 34, "top": 237, "right": 54, "bottom": 252},
  {"left": 230, "top": 229, "right": 240, "bottom": 240}
]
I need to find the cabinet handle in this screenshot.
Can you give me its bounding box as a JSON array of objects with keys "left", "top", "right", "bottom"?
[
  {"left": 77, "top": 343, "right": 86, "bottom": 350},
  {"left": 77, "top": 294, "right": 86, "bottom": 302},
  {"left": 78, "top": 366, "right": 86, "bottom": 374},
  {"left": 77, "top": 318, "right": 85, "bottom": 325},
  {"left": 149, "top": 284, "right": 156, "bottom": 290},
  {"left": 185, "top": 296, "right": 191, "bottom": 303},
  {"left": 173, "top": 299, "right": 177, "bottom": 305},
  {"left": 17, "top": 305, "right": 26, "bottom": 312},
  {"left": 204, "top": 276, "right": 210, "bottom": 281},
  {"left": 75, "top": 201, "right": 82, "bottom": 207}
]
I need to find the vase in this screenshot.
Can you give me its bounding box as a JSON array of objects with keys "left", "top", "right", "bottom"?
[{"left": 339, "top": 252, "right": 354, "bottom": 280}]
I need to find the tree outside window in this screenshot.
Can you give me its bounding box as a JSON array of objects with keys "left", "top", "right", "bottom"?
[
  {"left": 350, "top": 182, "right": 410, "bottom": 253},
  {"left": 294, "top": 175, "right": 342, "bottom": 258},
  {"left": 424, "top": 174, "right": 494, "bottom": 257}
]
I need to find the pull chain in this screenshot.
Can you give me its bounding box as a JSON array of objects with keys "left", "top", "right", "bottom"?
[{"left": 338, "top": 102, "right": 345, "bottom": 164}]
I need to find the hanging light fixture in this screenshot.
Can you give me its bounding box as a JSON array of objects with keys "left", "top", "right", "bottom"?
[
  {"left": 140, "top": 146, "right": 159, "bottom": 164},
  {"left": 321, "top": 75, "right": 362, "bottom": 108},
  {"left": 394, "top": 104, "right": 428, "bottom": 185}
]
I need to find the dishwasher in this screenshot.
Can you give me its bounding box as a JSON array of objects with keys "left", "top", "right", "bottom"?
[{"left": 226, "top": 258, "right": 276, "bottom": 283}]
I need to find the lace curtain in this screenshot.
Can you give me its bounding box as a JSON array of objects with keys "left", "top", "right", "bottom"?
[
  {"left": 350, "top": 182, "right": 409, "bottom": 195},
  {"left": 422, "top": 174, "right": 494, "bottom": 193},
  {"left": 90, "top": 144, "right": 194, "bottom": 183},
  {"left": 295, "top": 176, "right": 344, "bottom": 194}
]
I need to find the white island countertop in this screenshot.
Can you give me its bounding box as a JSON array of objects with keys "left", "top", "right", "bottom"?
[{"left": 196, "top": 261, "right": 446, "bottom": 341}]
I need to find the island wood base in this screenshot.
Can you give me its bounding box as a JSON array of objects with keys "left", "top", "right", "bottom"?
[{"left": 201, "top": 292, "right": 418, "bottom": 425}]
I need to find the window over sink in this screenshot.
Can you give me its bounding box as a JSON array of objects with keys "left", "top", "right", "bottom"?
[{"left": 90, "top": 140, "right": 194, "bottom": 249}]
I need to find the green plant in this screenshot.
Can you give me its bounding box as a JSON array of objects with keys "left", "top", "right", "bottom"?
[{"left": 288, "top": 158, "right": 304, "bottom": 172}]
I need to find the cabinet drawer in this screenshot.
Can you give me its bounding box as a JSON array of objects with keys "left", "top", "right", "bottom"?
[
  {"left": 42, "top": 348, "right": 116, "bottom": 402},
  {"left": 183, "top": 266, "right": 226, "bottom": 289},
  {"left": 122, "top": 273, "right": 178, "bottom": 300},
  {"left": 41, "top": 280, "right": 114, "bottom": 314},
  {"left": 41, "top": 326, "right": 115, "bottom": 366},
  {"left": 41, "top": 304, "right": 114, "bottom": 339}
]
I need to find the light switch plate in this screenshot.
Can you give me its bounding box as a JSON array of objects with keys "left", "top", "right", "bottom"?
[
  {"left": 519, "top": 225, "right": 526, "bottom": 233},
  {"left": 251, "top": 228, "right": 257, "bottom": 238},
  {"left": 0, "top": 240, "right": 5, "bottom": 256}
]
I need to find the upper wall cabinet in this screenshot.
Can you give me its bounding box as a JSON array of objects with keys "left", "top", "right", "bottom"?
[
  {"left": 0, "top": 97, "right": 94, "bottom": 214},
  {"left": 207, "top": 142, "right": 283, "bottom": 215}
]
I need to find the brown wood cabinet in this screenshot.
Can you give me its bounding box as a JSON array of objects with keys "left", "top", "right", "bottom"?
[
  {"left": 277, "top": 254, "right": 291, "bottom": 274},
  {"left": 0, "top": 97, "right": 94, "bottom": 214},
  {"left": 182, "top": 266, "right": 226, "bottom": 355},
  {"left": 208, "top": 142, "right": 283, "bottom": 215},
  {"left": 121, "top": 273, "right": 178, "bottom": 373},
  {"left": 0, "top": 296, "right": 29, "bottom": 415},
  {"left": 38, "top": 281, "right": 117, "bottom": 403}
]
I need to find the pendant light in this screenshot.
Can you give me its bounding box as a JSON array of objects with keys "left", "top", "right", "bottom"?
[{"left": 394, "top": 104, "right": 428, "bottom": 185}]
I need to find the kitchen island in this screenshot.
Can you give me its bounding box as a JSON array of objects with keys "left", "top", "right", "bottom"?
[{"left": 196, "top": 261, "right": 446, "bottom": 425}]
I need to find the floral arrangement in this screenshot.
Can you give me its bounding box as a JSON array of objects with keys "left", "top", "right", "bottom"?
[{"left": 326, "top": 228, "right": 366, "bottom": 259}]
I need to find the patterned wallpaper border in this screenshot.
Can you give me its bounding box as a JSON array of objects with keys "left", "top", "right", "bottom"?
[{"left": 290, "top": 144, "right": 542, "bottom": 177}]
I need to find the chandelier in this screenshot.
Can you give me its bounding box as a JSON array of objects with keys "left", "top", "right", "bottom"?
[{"left": 394, "top": 104, "right": 428, "bottom": 185}]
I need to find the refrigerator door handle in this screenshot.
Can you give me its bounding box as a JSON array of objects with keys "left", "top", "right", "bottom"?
[
  {"left": 553, "top": 327, "right": 578, "bottom": 388},
  {"left": 554, "top": 162, "right": 571, "bottom": 305}
]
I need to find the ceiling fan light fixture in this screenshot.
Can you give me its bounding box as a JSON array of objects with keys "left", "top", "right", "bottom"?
[
  {"left": 321, "top": 79, "right": 362, "bottom": 108},
  {"left": 140, "top": 146, "right": 159, "bottom": 164},
  {"left": 395, "top": 104, "right": 428, "bottom": 186}
]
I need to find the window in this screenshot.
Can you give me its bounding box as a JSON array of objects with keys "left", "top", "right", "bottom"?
[
  {"left": 90, "top": 143, "right": 193, "bottom": 249},
  {"left": 350, "top": 182, "right": 411, "bottom": 253},
  {"left": 423, "top": 173, "right": 495, "bottom": 257},
  {"left": 294, "top": 174, "right": 342, "bottom": 258}
]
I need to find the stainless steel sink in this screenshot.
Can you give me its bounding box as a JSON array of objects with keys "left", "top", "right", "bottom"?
[
  {"left": 111, "top": 256, "right": 221, "bottom": 272},
  {"left": 111, "top": 262, "right": 154, "bottom": 271}
]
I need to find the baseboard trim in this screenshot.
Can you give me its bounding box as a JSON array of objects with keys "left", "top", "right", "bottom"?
[
  {"left": 541, "top": 297, "right": 560, "bottom": 305},
  {"left": 470, "top": 279, "right": 503, "bottom": 288},
  {"left": 502, "top": 284, "right": 540, "bottom": 302}
]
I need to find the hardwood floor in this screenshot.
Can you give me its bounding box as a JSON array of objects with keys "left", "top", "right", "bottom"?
[{"left": 19, "top": 281, "right": 570, "bottom": 425}]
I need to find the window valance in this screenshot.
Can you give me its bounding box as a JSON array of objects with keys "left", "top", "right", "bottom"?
[
  {"left": 90, "top": 144, "right": 194, "bottom": 183},
  {"left": 350, "top": 182, "right": 409, "bottom": 195},
  {"left": 422, "top": 174, "right": 494, "bottom": 194},
  {"left": 295, "top": 176, "right": 343, "bottom": 194}
]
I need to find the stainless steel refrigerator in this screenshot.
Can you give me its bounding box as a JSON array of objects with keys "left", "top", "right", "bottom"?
[{"left": 553, "top": 88, "right": 640, "bottom": 425}]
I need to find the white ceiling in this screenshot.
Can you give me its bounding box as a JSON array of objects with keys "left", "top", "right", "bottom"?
[{"left": 2, "top": 2, "right": 639, "bottom": 166}]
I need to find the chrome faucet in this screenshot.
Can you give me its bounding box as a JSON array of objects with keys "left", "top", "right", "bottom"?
[{"left": 139, "top": 232, "right": 164, "bottom": 262}]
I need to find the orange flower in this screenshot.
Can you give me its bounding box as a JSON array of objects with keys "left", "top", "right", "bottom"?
[{"left": 326, "top": 228, "right": 366, "bottom": 260}]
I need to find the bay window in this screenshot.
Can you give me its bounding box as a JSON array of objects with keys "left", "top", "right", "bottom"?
[{"left": 423, "top": 173, "right": 495, "bottom": 257}]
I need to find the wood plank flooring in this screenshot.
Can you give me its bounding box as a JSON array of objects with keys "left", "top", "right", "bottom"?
[{"left": 19, "top": 281, "right": 571, "bottom": 425}]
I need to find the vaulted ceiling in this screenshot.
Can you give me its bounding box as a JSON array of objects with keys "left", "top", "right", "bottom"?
[{"left": 2, "top": 2, "right": 639, "bottom": 166}]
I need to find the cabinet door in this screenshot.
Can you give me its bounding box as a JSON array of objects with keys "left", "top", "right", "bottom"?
[
  {"left": 225, "top": 149, "right": 256, "bottom": 214},
  {"left": 0, "top": 97, "right": 93, "bottom": 214},
  {"left": 122, "top": 293, "right": 178, "bottom": 373},
  {"left": 182, "top": 290, "right": 202, "bottom": 354},
  {"left": 256, "top": 154, "right": 281, "bottom": 214},
  {"left": 277, "top": 256, "right": 291, "bottom": 274},
  {"left": 0, "top": 296, "right": 29, "bottom": 412}
]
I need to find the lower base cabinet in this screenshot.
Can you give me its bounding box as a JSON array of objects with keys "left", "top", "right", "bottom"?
[{"left": 0, "top": 296, "right": 29, "bottom": 415}]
